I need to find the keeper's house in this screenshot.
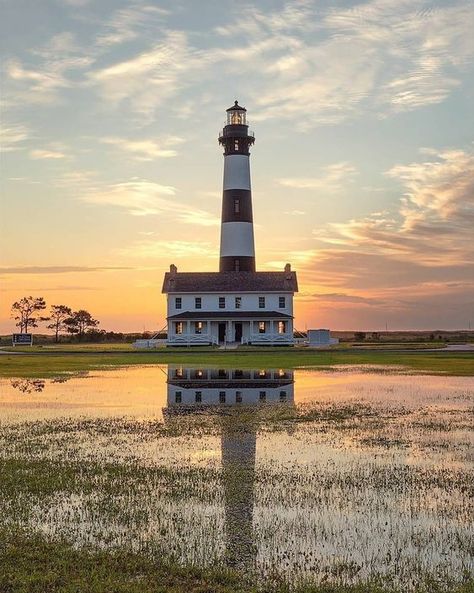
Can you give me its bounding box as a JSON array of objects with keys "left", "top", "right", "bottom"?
[{"left": 162, "top": 101, "right": 298, "bottom": 346}]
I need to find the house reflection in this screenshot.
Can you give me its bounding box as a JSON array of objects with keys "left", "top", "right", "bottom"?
[{"left": 164, "top": 367, "right": 295, "bottom": 568}]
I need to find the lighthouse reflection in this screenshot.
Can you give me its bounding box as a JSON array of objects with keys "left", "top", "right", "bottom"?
[{"left": 164, "top": 367, "right": 295, "bottom": 568}]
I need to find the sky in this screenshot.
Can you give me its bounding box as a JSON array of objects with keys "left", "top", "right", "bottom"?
[{"left": 1, "top": 0, "right": 473, "bottom": 333}]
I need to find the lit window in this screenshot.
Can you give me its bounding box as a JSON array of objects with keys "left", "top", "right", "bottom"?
[
  {"left": 175, "top": 391, "right": 182, "bottom": 404},
  {"left": 195, "top": 391, "right": 202, "bottom": 403},
  {"left": 235, "top": 391, "right": 242, "bottom": 403},
  {"left": 195, "top": 297, "right": 201, "bottom": 309},
  {"left": 234, "top": 140, "right": 239, "bottom": 151},
  {"left": 259, "top": 296, "right": 265, "bottom": 308},
  {"left": 195, "top": 369, "right": 203, "bottom": 378},
  {"left": 219, "top": 391, "right": 226, "bottom": 403},
  {"left": 219, "top": 297, "right": 225, "bottom": 309},
  {"left": 175, "top": 297, "right": 182, "bottom": 309},
  {"left": 258, "top": 369, "right": 267, "bottom": 378},
  {"left": 258, "top": 321, "right": 266, "bottom": 334},
  {"left": 278, "top": 369, "right": 288, "bottom": 378},
  {"left": 259, "top": 391, "right": 266, "bottom": 402},
  {"left": 279, "top": 296, "right": 285, "bottom": 308},
  {"left": 278, "top": 321, "right": 286, "bottom": 334},
  {"left": 235, "top": 297, "right": 242, "bottom": 309},
  {"left": 195, "top": 321, "right": 203, "bottom": 334},
  {"left": 280, "top": 390, "right": 287, "bottom": 401},
  {"left": 174, "top": 368, "right": 184, "bottom": 378},
  {"left": 175, "top": 321, "right": 183, "bottom": 334}
]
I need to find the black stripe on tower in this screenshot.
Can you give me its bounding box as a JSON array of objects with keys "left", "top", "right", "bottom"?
[
  {"left": 220, "top": 256, "right": 256, "bottom": 273},
  {"left": 222, "top": 189, "right": 253, "bottom": 223}
]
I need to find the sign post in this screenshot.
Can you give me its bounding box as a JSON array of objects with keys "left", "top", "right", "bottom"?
[{"left": 12, "top": 333, "right": 33, "bottom": 347}]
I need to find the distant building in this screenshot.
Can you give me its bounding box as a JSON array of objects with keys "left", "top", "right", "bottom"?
[
  {"left": 162, "top": 102, "right": 298, "bottom": 346},
  {"left": 307, "top": 329, "right": 339, "bottom": 347}
]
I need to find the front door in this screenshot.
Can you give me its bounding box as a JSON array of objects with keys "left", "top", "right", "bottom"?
[
  {"left": 235, "top": 322, "right": 242, "bottom": 343},
  {"left": 218, "top": 322, "right": 226, "bottom": 343}
]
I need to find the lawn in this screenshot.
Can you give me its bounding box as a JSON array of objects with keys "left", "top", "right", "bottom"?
[{"left": 0, "top": 349, "right": 473, "bottom": 377}]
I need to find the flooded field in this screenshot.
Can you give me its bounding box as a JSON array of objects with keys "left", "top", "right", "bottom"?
[{"left": 0, "top": 365, "right": 473, "bottom": 590}]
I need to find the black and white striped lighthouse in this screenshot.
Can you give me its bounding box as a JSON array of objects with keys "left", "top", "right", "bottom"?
[{"left": 218, "top": 101, "right": 256, "bottom": 272}]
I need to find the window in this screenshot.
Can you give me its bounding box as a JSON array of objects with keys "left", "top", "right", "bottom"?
[
  {"left": 175, "top": 321, "right": 183, "bottom": 334},
  {"left": 235, "top": 391, "right": 242, "bottom": 403},
  {"left": 234, "top": 259, "right": 240, "bottom": 271},
  {"left": 219, "top": 391, "right": 226, "bottom": 404},
  {"left": 195, "top": 321, "right": 203, "bottom": 334},
  {"left": 258, "top": 321, "right": 266, "bottom": 334},
  {"left": 175, "top": 297, "right": 182, "bottom": 309},
  {"left": 218, "top": 369, "right": 227, "bottom": 378},
  {"left": 195, "top": 391, "right": 202, "bottom": 403},
  {"left": 235, "top": 297, "right": 242, "bottom": 309},
  {"left": 278, "top": 369, "right": 287, "bottom": 378},
  {"left": 195, "top": 297, "right": 202, "bottom": 309},
  {"left": 234, "top": 140, "right": 239, "bottom": 151},
  {"left": 258, "top": 369, "right": 267, "bottom": 378},
  {"left": 194, "top": 369, "right": 204, "bottom": 378},
  {"left": 174, "top": 368, "right": 184, "bottom": 379},
  {"left": 259, "top": 296, "right": 265, "bottom": 308},
  {"left": 278, "top": 321, "right": 287, "bottom": 334},
  {"left": 279, "top": 296, "right": 286, "bottom": 308},
  {"left": 219, "top": 297, "right": 225, "bottom": 309},
  {"left": 234, "top": 199, "right": 240, "bottom": 214},
  {"left": 235, "top": 369, "right": 243, "bottom": 378},
  {"left": 175, "top": 391, "right": 182, "bottom": 404},
  {"left": 279, "top": 390, "right": 287, "bottom": 402},
  {"left": 259, "top": 391, "right": 266, "bottom": 402}
]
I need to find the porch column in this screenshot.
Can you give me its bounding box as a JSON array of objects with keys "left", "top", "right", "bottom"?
[{"left": 187, "top": 320, "right": 191, "bottom": 344}]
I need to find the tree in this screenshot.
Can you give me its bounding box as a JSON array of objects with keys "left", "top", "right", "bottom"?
[
  {"left": 11, "top": 296, "right": 48, "bottom": 333},
  {"left": 47, "top": 305, "right": 72, "bottom": 343},
  {"left": 65, "top": 310, "right": 99, "bottom": 339}
]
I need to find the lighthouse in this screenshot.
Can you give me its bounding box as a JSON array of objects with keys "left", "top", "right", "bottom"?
[
  {"left": 218, "top": 101, "right": 256, "bottom": 273},
  {"left": 162, "top": 101, "right": 298, "bottom": 346}
]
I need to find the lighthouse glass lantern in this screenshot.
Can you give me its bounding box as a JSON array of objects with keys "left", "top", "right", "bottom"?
[{"left": 227, "top": 102, "right": 247, "bottom": 125}]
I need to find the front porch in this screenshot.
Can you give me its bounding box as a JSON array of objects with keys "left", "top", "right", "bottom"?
[{"left": 166, "top": 313, "right": 294, "bottom": 346}]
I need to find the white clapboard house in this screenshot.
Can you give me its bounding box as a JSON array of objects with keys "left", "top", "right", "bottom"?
[{"left": 162, "top": 101, "right": 298, "bottom": 346}]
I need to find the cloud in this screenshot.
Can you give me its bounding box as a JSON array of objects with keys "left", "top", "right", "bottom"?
[
  {"left": 96, "top": 4, "right": 169, "bottom": 48},
  {"left": 300, "top": 148, "right": 474, "bottom": 299},
  {"left": 278, "top": 162, "right": 358, "bottom": 191},
  {"left": 79, "top": 178, "right": 220, "bottom": 225},
  {"left": 0, "top": 266, "right": 131, "bottom": 275},
  {"left": 118, "top": 239, "right": 215, "bottom": 259},
  {"left": 30, "top": 149, "right": 67, "bottom": 159},
  {"left": 309, "top": 293, "right": 385, "bottom": 305},
  {"left": 0, "top": 123, "right": 30, "bottom": 152},
  {"left": 101, "top": 136, "right": 183, "bottom": 160}
]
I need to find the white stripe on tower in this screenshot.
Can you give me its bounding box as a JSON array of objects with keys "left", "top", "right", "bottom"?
[{"left": 218, "top": 101, "right": 256, "bottom": 272}]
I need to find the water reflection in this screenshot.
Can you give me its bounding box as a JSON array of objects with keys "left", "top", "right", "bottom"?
[{"left": 165, "top": 367, "right": 295, "bottom": 568}]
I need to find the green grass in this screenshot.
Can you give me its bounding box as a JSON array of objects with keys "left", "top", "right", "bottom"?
[
  {"left": 0, "top": 349, "right": 473, "bottom": 377},
  {"left": 1, "top": 529, "right": 472, "bottom": 593}
]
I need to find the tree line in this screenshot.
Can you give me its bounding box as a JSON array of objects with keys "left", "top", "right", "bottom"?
[{"left": 11, "top": 296, "right": 99, "bottom": 342}]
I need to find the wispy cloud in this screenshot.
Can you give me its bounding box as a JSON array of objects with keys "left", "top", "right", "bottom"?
[
  {"left": 0, "top": 266, "right": 131, "bottom": 275},
  {"left": 30, "top": 148, "right": 68, "bottom": 160},
  {"left": 79, "top": 178, "right": 220, "bottom": 225},
  {"left": 101, "top": 136, "right": 183, "bottom": 160},
  {"left": 302, "top": 147, "right": 474, "bottom": 294},
  {"left": 96, "top": 4, "right": 169, "bottom": 48},
  {"left": 278, "top": 162, "right": 358, "bottom": 191},
  {"left": 0, "top": 123, "right": 30, "bottom": 152},
  {"left": 118, "top": 239, "right": 215, "bottom": 259}
]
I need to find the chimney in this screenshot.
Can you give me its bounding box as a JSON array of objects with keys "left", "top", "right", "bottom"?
[
  {"left": 284, "top": 263, "right": 291, "bottom": 272},
  {"left": 170, "top": 264, "right": 177, "bottom": 274}
]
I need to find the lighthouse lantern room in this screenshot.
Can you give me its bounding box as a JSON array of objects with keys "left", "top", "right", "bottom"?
[{"left": 162, "top": 101, "right": 298, "bottom": 346}]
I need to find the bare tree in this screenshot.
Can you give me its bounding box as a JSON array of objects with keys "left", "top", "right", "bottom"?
[
  {"left": 65, "top": 310, "right": 99, "bottom": 339},
  {"left": 11, "top": 296, "right": 48, "bottom": 333},
  {"left": 47, "top": 305, "right": 72, "bottom": 343}
]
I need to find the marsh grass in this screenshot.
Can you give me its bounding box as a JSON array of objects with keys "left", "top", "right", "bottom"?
[{"left": 1, "top": 351, "right": 474, "bottom": 378}]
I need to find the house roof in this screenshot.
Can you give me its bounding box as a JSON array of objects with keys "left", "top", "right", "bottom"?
[
  {"left": 168, "top": 311, "right": 292, "bottom": 320},
  {"left": 162, "top": 271, "right": 298, "bottom": 294}
]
